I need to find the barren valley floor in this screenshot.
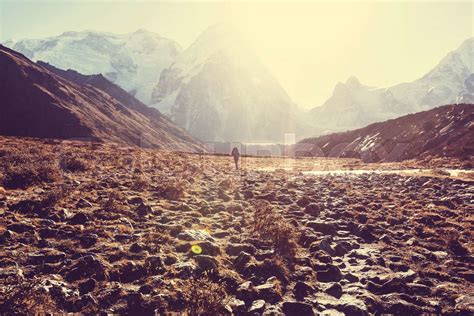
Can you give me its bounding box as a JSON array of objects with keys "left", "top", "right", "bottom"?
[{"left": 0, "top": 137, "right": 472, "bottom": 314}]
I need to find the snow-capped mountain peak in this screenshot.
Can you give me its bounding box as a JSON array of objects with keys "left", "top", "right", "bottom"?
[
  {"left": 150, "top": 23, "right": 300, "bottom": 142},
  {"left": 2, "top": 30, "right": 182, "bottom": 104},
  {"left": 309, "top": 37, "right": 473, "bottom": 134}
]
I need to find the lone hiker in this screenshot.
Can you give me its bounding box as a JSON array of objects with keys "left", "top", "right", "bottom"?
[{"left": 231, "top": 147, "right": 240, "bottom": 170}]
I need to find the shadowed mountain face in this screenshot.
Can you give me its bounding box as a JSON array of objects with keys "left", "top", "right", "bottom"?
[
  {"left": 0, "top": 45, "right": 203, "bottom": 152},
  {"left": 297, "top": 104, "right": 473, "bottom": 162}
]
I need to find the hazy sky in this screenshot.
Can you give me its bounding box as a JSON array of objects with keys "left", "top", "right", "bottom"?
[{"left": 1, "top": 1, "right": 472, "bottom": 108}]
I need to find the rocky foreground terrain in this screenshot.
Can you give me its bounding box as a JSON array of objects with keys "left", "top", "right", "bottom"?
[{"left": 0, "top": 136, "right": 472, "bottom": 315}]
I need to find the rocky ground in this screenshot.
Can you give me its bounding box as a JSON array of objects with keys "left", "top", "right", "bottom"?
[{"left": 0, "top": 136, "right": 472, "bottom": 315}]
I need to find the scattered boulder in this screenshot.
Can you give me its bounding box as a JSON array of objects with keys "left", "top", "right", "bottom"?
[
  {"left": 226, "top": 243, "right": 257, "bottom": 256},
  {"left": 304, "top": 203, "right": 321, "bottom": 216},
  {"left": 78, "top": 278, "right": 96, "bottom": 295},
  {"left": 293, "top": 281, "right": 316, "bottom": 300},
  {"left": 193, "top": 255, "right": 218, "bottom": 272},
  {"left": 317, "top": 238, "right": 335, "bottom": 256},
  {"left": 325, "top": 283, "right": 343, "bottom": 298},
  {"left": 6, "top": 223, "right": 35, "bottom": 233},
  {"left": 69, "top": 212, "right": 89, "bottom": 225},
  {"left": 65, "top": 255, "right": 109, "bottom": 282},
  {"left": 255, "top": 277, "right": 282, "bottom": 304},
  {"left": 282, "top": 301, "right": 314, "bottom": 315},
  {"left": 448, "top": 239, "right": 469, "bottom": 256},
  {"left": 248, "top": 300, "right": 266, "bottom": 314},
  {"left": 317, "top": 265, "right": 342, "bottom": 282},
  {"left": 234, "top": 251, "right": 252, "bottom": 272},
  {"left": 306, "top": 221, "right": 337, "bottom": 235}
]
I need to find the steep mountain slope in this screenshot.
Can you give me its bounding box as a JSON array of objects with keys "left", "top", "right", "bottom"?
[
  {"left": 297, "top": 104, "right": 473, "bottom": 162},
  {"left": 36, "top": 61, "right": 164, "bottom": 121},
  {"left": 151, "top": 24, "right": 304, "bottom": 142},
  {"left": 309, "top": 76, "right": 408, "bottom": 133},
  {"left": 310, "top": 38, "right": 473, "bottom": 133},
  {"left": 0, "top": 45, "right": 202, "bottom": 151},
  {"left": 3, "top": 29, "right": 181, "bottom": 104}
]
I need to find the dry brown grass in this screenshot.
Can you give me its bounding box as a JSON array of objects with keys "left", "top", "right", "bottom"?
[
  {"left": 158, "top": 180, "right": 187, "bottom": 200},
  {"left": 0, "top": 147, "right": 61, "bottom": 189},
  {"left": 102, "top": 191, "right": 126, "bottom": 212},
  {"left": 0, "top": 276, "right": 58, "bottom": 314},
  {"left": 40, "top": 185, "right": 70, "bottom": 208},
  {"left": 252, "top": 200, "right": 299, "bottom": 260},
  {"left": 59, "top": 154, "right": 89, "bottom": 172},
  {"left": 141, "top": 231, "right": 172, "bottom": 254},
  {"left": 180, "top": 274, "right": 228, "bottom": 315},
  {"left": 131, "top": 174, "right": 149, "bottom": 191}
]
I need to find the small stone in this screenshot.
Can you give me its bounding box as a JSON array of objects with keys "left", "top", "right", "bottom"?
[
  {"left": 69, "top": 213, "right": 89, "bottom": 225},
  {"left": 248, "top": 300, "right": 266, "bottom": 313},
  {"left": 78, "top": 278, "right": 96, "bottom": 295},
  {"left": 128, "top": 196, "right": 145, "bottom": 205},
  {"left": 76, "top": 198, "right": 93, "bottom": 209},
  {"left": 177, "top": 229, "right": 213, "bottom": 242},
  {"left": 282, "top": 301, "right": 314, "bottom": 315},
  {"left": 294, "top": 281, "right": 315, "bottom": 300},
  {"left": 448, "top": 239, "right": 469, "bottom": 256},
  {"left": 325, "top": 283, "right": 343, "bottom": 298},
  {"left": 304, "top": 203, "right": 321, "bottom": 216},
  {"left": 118, "top": 262, "right": 147, "bottom": 283},
  {"left": 226, "top": 243, "right": 257, "bottom": 256},
  {"left": 226, "top": 298, "right": 246, "bottom": 314},
  {"left": 130, "top": 242, "right": 146, "bottom": 253},
  {"left": 136, "top": 203, "right": 152, "bottom": 217},
  {"left": 358, "top": 225, "right": 376, "bottom": 243},
  {"left": 455, "top": 295, "right": 474, "bottom": 313},
  {"left": 193, "top": 255, "right": 218, "bottom": 271},
  {"left": 234, "top": 251, "right": 252, "bottom": 272},
  {"left": 6, "top": 223, "right": 34, "bottom": 233},
  {"left": 297, "top": 196, "right": 311, "bottom": 207},
  {"left": 306, "top": 221, "right": 337, "bottom": 235},
  {"left": 255, "top": 278, "right": 282, "bottom": 304},
  {"left": 80, "top": 234, "right": 98, "bottom": 248},
  {"left": 317, "top": 265, "right": 342, "bottom": 282},
  {"left": 334, "top": 243, "right": 349, "bottom": 256},
  {"left": 65, "top": 255, "right": 108, "bottom": 282},
  {"left": 139, "top": 284, "right": 154, "bottom": 294},
  {"left": 318, "top": 238, "right": 335, "bottom": 256},
  {"left": 344, "top": 273, "right": 359, "bottom": 283},
  {"left": 2, "top": 230, "right": 14, "bottom": 239}
]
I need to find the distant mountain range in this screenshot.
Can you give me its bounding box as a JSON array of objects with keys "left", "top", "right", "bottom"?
[
  {"left": 0, "top": 45, "right": 202, "bottom": 151},
  {"left": 3, "top": 29, "right": 181, "bottom": 104},
  {"left": 310, "top": 38, "right": 473, "bottom": 133},
  {"left": 4, "top": 28, "right": 473, "bottom": 142},
  {"left": 296, "top": 103, "right": 473, "bottom": 162}
]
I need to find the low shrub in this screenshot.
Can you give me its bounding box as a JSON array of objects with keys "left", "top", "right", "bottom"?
[
  {"left": 0, "top": 147, "right": 62, "bottom": 189},
  {"left": 60, "top": 155, "right": 88, "bottom": 172},
  {"left": 0, "top": 276, "right": 58, "bottom": 314},
  {"left": 180, "top": 274, "right": 228, "bottom": 315},
  {"left": 252, "top": 200, "right": 299, "bottom": 260}
]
